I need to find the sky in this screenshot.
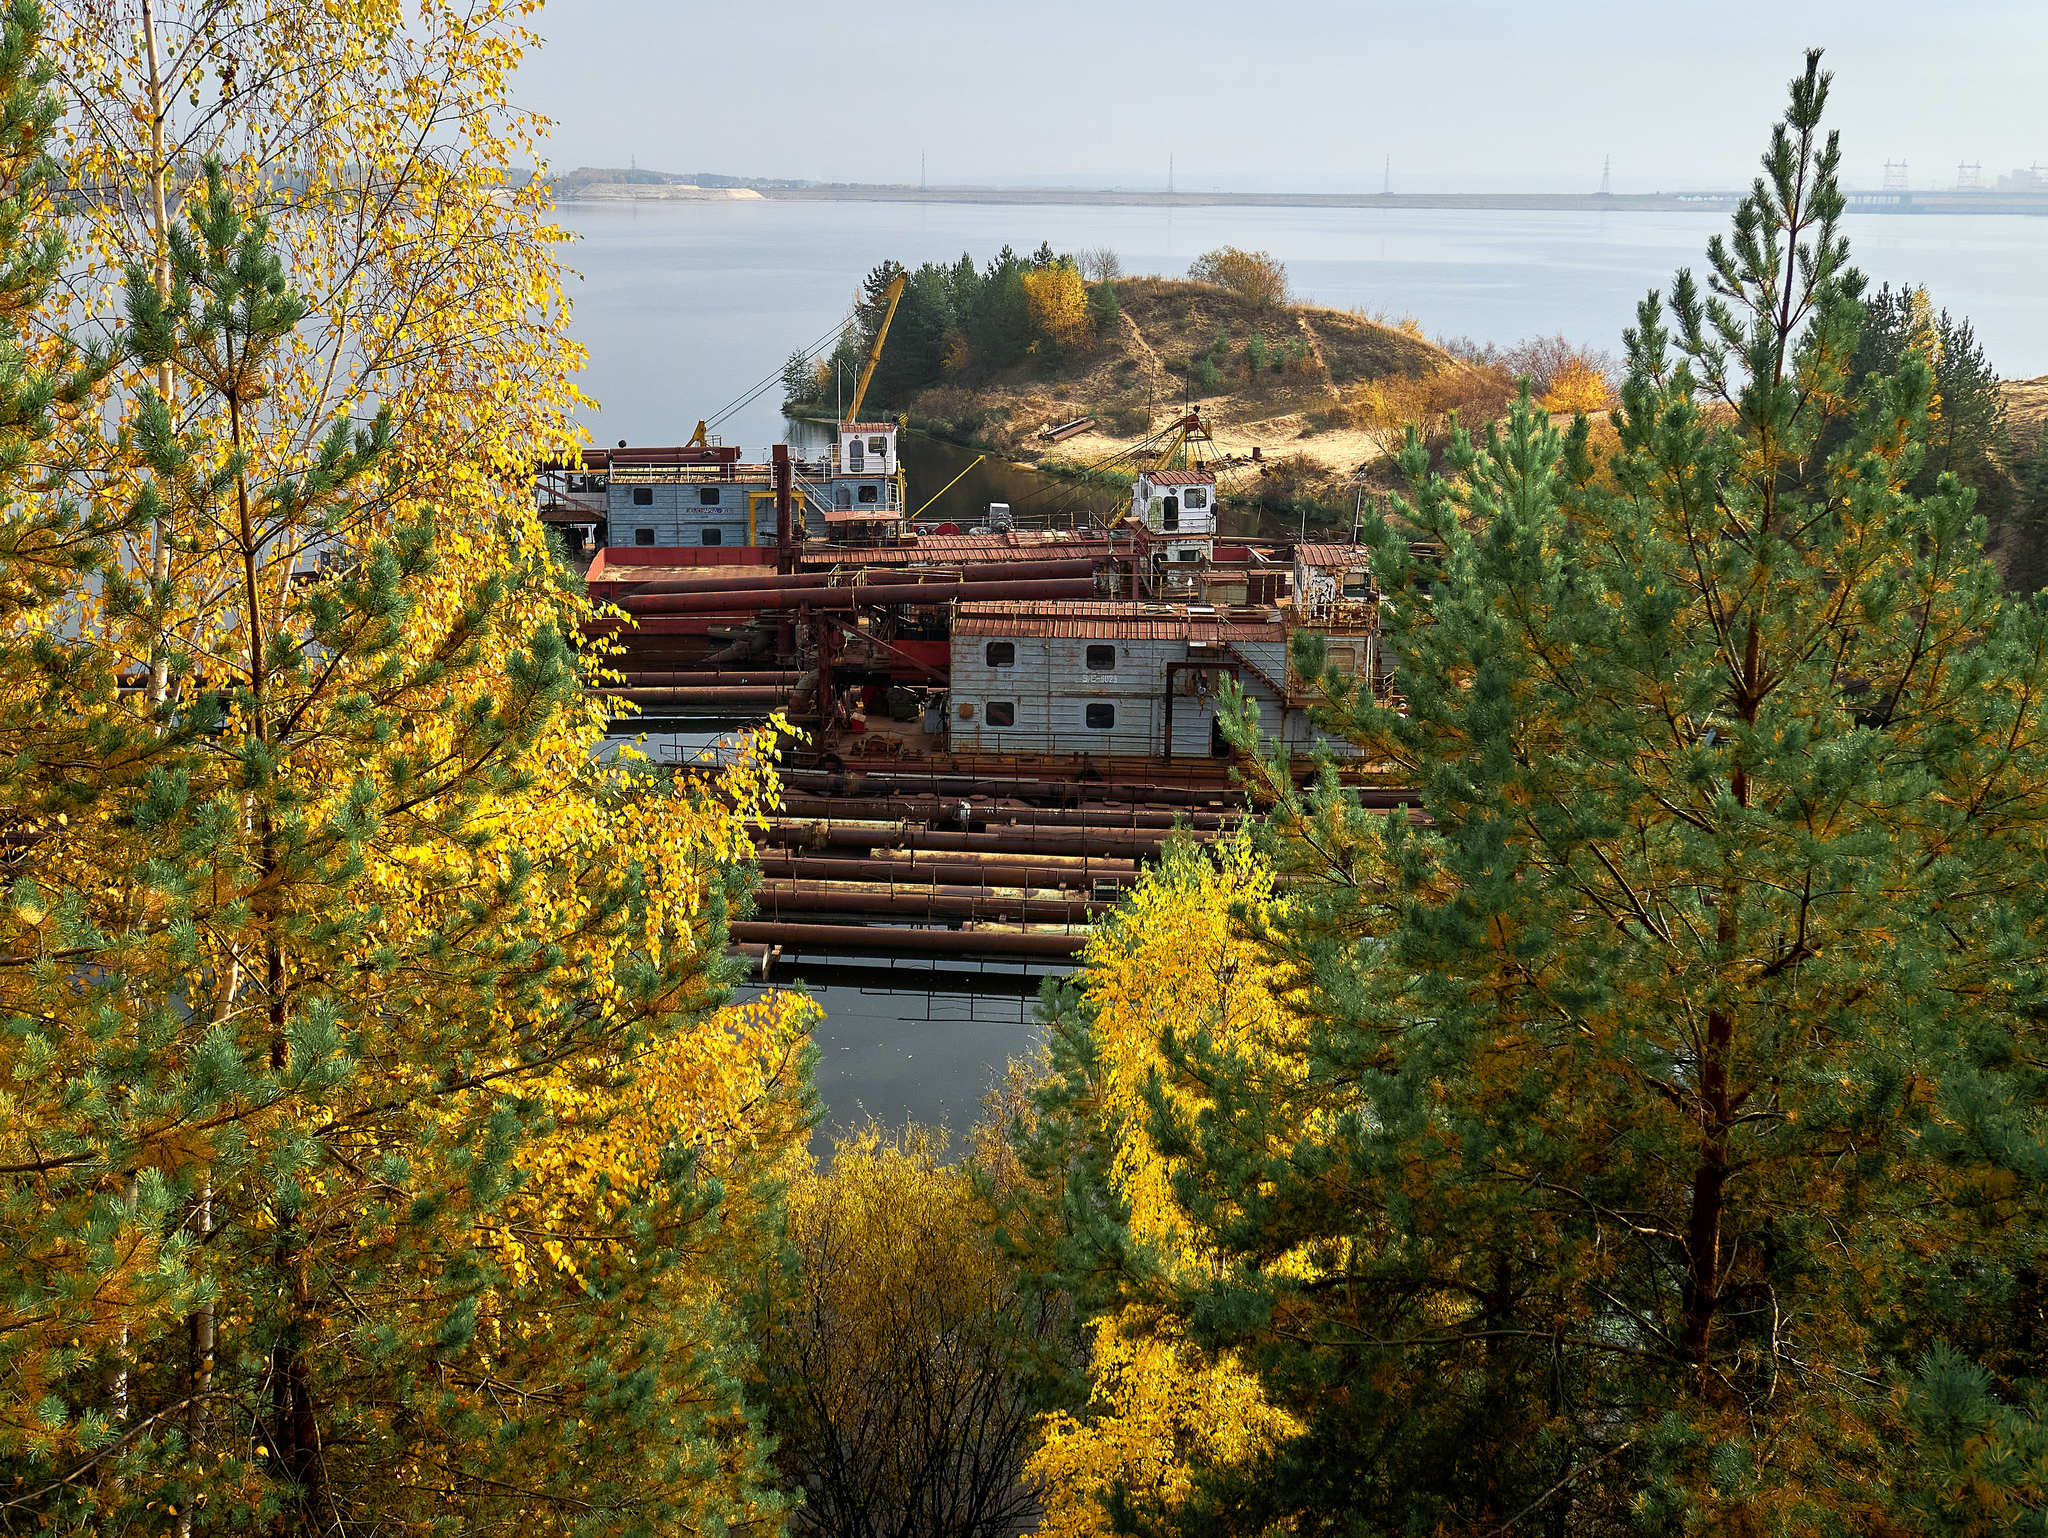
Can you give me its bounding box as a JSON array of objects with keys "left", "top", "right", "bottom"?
[{"left": 519, "top": 0, "right": 2047, "bottom": 194}]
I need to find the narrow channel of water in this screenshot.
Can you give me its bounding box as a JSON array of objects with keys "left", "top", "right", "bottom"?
[{"left": 748, "top": 963, "right": 1063, "bottom": 1151}]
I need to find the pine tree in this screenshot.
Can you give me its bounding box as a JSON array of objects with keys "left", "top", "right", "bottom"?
[
  {"left": 1033, "top": 52, "right": 2048, "bottom": 1534},
  {"left": 0, "top": 30, "right": 813, "bottom": 1537}
]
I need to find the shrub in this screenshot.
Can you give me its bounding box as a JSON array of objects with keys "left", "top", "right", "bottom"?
[
  {"left": 1537, "top": 357, "right": 1611, "bottom": 414},
  {"left": 1498, "top": 333, "right": 1620, "bottom": 395},
  {"left": 756, "top": 1124, "right": 1072, "bottom": 1538},
  {"left": 1189, "top": 246, "right": 1290, "bottom": 307}
]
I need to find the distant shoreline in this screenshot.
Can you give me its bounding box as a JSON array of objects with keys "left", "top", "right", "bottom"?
[{"left": 551, "top": 182, "right": 2048, "bottom": 218}]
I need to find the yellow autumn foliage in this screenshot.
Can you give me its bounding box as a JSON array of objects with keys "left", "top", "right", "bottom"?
[
  {"left": 1537, "top": 356, "right": 1610, "bottom": 415},
  {"left": 53, "top": 0, "right": 588, "bottom": 698},
  {"left": 0, "top": 8, "right": 821, "bottom": 1530},
  {"left": 1026, "top": 839, "right": 1304, "bottom": 1535},
  {"left": 756, "top": 1122, "right": 1066, "bottom": 1537},
  {"left": 1023, "top": 261, "right": 1093, "bottom": 351}
]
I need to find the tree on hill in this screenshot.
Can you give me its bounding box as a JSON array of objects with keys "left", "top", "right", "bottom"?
[
  {"left": 1029, "top": 50, "right": 2048, "bottom": 1535},
  {"left": 1188, "top": 247, "right": 1289, "bottom": 307},
  {"left": 1022, "top": 258, "right": 1092, "bottom": 354},
  {"left": 2, "top": 7, "right": 816, "bottom": 1531},
  {"left": 1078, "top": 246, "right": 1124, "bottom": 283}
]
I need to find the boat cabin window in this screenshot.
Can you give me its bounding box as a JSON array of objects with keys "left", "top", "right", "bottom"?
[
  {"left": 634, "top": 528, "right": 655, "bottom": 546},
  {"left": 834, "top": 485, "right": 852, "bottom": 510},
  {"left": 1085, "top": 644, "right": 1116, "bottom": 670},
  {"left": 868, "top": 436, "right": 887, "bottom": 455},
  {"left": 632, "top": 486, "right": 654, "bottom": 506},
  {"left": 858, "top": 484, "right": 879, "bottom": 504},
  {"left": 1086, "top": 703, "right": 1115, "bottom": 729},
  {"left": 698, "top": 486, "right": 720, "bottom": 506},
  {"left": 985, "top": 641, "right": 1015, "bottom": 668},
  {"left": 1185, "top": 488, "right": 1208, "bottom": 510},
  {"left": 987, "top": 701, "right": 1015, "bottom": 727},
  {"left": 1161, "top": 498, "right": 1180, "bottom": 531},
  {"left": 701, "top": 528, "right": 722, "bottom": 546},
  {"left": 1178, "top": 548, "right": 1201, "bottom": 561}
]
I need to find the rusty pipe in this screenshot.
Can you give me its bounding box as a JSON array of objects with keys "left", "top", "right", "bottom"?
[
  {"left": 597, "top": 558, "right": 1102, "bottom": 597},
  {"left": 611, "top": 576, "right": 1098, "bottom": 617},
  {"left": 758, "top": 822, "right": 1173, "bottom": 860},
  {"left": 755, "top": 853, "right": 1137, "bottom": 889},
  {"left": 771, "top": 795, "right": 1242, "bottom": 830},
  {"left": 749, "top": 882, "right": 1102, "bottom": 922},
  {"left": 599, "top": 686, "right": 791, "bottom": 708},
  {"left": 776, "top": 767, "right": 1249, "bottom": 805},
  {"left": 728, "top": 920, "right": 1085, "bottom": 959},
  {"left": 615, "top": 670, "right": 803, "bottom": 688}
]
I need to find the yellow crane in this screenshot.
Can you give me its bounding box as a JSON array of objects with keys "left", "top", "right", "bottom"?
[
  {"left": 844, "top": 271, "right": 907, "bottom": 427},
  {"left": 1148, "top": 410, "right": 1215, "bottom": 471}
]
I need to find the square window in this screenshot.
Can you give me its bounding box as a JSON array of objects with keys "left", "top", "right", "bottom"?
[
  {"left": 987, "top": 701, "right": 1015, "bottom": 727},
  {"left": 701, "top": 527, "right": 723, "bottom": 546},
  {"left": 632, "top": 486, "right": 653, "bottom": 506},
  {"left": 634, "top": 528, "right": 655, "bottom": 546},
  {"left": 698, "top": 486, "right": 721, "bottom": 506},
  {"left": 985, "top": 641, "right": 1015, "bottom": 668},
  {"left": 1085, "top": 703, "right": 1115, "bottom": 729},
  {"left": 1085, "top": 644, "right": 1116, "bottom": 670},
  {"left": 869, "top": 436, "right": 887, "bottom": 454},
  {"left": 1185, "top": 488, "right": 1208, "bottom": 509},
  {"left": 1178, "top": 548, "right": 1200, "bottom": 561},
  {"left": 858, "top": 484, "right": 879, "bottom": 504}
]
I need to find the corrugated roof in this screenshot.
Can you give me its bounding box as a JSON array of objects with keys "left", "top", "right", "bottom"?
[
  {"left": 956, "top": 599, "right": 1283, "bottom": 642},
  {"left": 1142, "top": 470, "right": 1217, "bottom": 486},
  {"left": 821, "top": 508, "right": 905, "bottom": 523},
  {"left": 842, "top": 422, "right": 898, "bottom": 434},
  {"left": 1295, "top": 543, "right": 1373, "bottom": 567},
  {"left": 802, "top": 532, "right": 1111, "bottom": 566}
]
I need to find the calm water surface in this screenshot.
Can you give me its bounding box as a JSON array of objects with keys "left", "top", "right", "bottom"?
[
  {"left": 560, "top": 199, "right": 2048, "bottom": 454},
  {"left": 572, "top": 199, "right": 2048, "bottom": 1141}
]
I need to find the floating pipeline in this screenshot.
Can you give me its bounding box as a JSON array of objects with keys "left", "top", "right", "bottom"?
[
  {"left": 598, "top": 686, "right": 793, "bottom": 709},
  {"left": 758, "top": 820, "right": 1178, "bottom": 861},
  {"left": 754, "top": 852, "right": 1140, "bottom": 890},
  {"left": 611, "top": 670, "right": 805, "bottom": 688},
  {"left": 772, "top": 765, "right": 1422, "bottom": 810},
  {"left": 589, "top": 575, "right": 1100, "bottom": 621},
  {"left": 727, "top": 920, "right": 1086, "bottom": 960},
  {"left": 593, "top": 558, "right": 1103, "bottom": 598},
  {"left": 772, "top": 767, "right": 1249, "bottom": 807},
  {"left": 747, "top": 880, "right": 1103, "bottom": 924},
  {"left": 769, "top": 795, "right": 1244, "bottom": 831}
]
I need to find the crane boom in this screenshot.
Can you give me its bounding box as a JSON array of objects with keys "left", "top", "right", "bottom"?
[
  {"left": 844, "top": 272, "right": 907, "bottom": 427},
  {"left": 1149, "top": 411, "right": 1213, "bottom": 471}
]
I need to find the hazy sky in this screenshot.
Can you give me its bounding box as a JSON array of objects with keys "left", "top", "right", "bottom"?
[{"left": 521, "top": 0, "right": 2046, "bottom": 193}]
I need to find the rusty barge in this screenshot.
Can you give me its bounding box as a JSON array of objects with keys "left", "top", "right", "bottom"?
[{"left": 540, "top": 409, "right": 1403, "bottom": 972}]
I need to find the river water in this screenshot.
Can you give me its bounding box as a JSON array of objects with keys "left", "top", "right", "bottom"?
[{"left": 564, "top": 197, "right": 2048, "bottom": 1143}]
